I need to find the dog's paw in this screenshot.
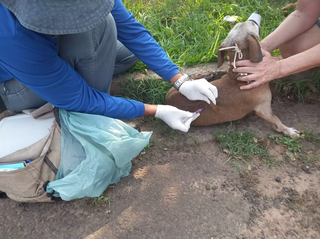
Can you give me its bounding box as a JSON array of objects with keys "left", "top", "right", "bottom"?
[{"left": 286, "top": 127, "right": 300, "bottom": 138}]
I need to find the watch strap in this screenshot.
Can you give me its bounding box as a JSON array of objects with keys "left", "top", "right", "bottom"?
[{"left": 173, "top": 74, "right": 192, "bottom": 90}]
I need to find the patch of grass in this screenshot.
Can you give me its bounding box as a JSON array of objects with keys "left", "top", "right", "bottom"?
[
  {"left": 301, "top": 130, "right": 320, "bottom": 142},
  {"left": 269, "top": 134, "right": 302, "bottom": 153},
  {"left": 215, "top": 129, "right": 277, "bottom": 167},
  {"left": 274, "top": 69, "right": 320, "bottom": 103},
  {"left": 121, "top": 78, "right": 172, "bottom": 105},
  {"left": 142, "top": 140, "right": 155, "bottom": 152},
  {"left": 299, "top": 154, "right": 319, "bottom": 165},
  {"left": 92, "top": 195, "right": 114, "bottom": 207}
]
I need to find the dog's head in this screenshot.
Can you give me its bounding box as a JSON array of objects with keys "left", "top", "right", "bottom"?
[{"left": 217, "top": 20, "right": 262, "bottom": 67}]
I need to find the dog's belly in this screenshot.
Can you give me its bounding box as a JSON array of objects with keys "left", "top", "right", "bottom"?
[{"left": 165, "top": 77, "right": 268, "bottom": 126}]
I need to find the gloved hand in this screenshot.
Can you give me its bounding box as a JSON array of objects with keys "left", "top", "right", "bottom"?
[
  {"left": 179, "top": 78, "right": 218, "bottom": 104},
  {"left": 155, "top": 105, "right": 200, "bottom": 132}
]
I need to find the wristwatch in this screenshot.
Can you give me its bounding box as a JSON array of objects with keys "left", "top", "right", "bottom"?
[{"left": 173, "top": 74, "right": 192, "bottom": 90}]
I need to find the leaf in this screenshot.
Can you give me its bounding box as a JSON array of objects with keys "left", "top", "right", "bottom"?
[
  {"left": 223, "top": 148, "right": 230, "bottom": 154},
  {"left": 161, "top": 16, "right": 179, "bottom": 24},
  {"left": 248, "top": 165, "right": 251, "bottom": 171}
]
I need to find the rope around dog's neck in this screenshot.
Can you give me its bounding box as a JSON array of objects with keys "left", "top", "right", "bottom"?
[{"left": 219, "top": 44, "right": 243, "bottom": 68}]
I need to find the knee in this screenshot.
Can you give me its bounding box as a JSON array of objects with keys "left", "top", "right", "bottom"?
[
  {"left": 279, "top": 41, "right": 304, "bottom": 59},
  {"left": 120, "top": 54, "right": 139, "bottom": 66}
]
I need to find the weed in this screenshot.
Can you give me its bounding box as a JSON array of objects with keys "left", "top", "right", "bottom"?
[
  {"left": 215, "top": 129, "right": 277, "bottom": 167},
  {"left": 92, "top": 195, "right": 114, "bottom": 208},
  {"left": 269, "top": 135, "right": 302, "bottom": 153},
  {"left": 194, "top": 139, "right": 200, "bottom": 152},
  {"left": 232, "top": 162, "right": 241, "bottom": 170}
]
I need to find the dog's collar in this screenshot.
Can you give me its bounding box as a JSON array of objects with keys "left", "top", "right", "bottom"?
[{"left": 219, "top": 44, "right": 243, "bottom": 68}]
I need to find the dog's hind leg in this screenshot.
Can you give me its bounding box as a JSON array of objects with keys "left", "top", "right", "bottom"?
[
  {"left": 254, "top": 103, "right": 300, "bottom": 138},
  {"left": 0, "top": 110, "right": 16, "bottom": 122}
]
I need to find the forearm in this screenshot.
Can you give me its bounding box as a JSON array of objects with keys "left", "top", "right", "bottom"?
[
  {"left": 277, "top": 43, "right": 320, "bottom": 78},
  {"left": 261, "top": 0, "right": 320, "bottom": 52}
]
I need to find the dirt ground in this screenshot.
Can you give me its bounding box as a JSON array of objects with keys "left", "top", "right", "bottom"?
[{"left": 0, "top": 96, "right": 320, "bottom": 239}]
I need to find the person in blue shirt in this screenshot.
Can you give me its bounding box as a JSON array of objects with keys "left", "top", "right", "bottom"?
[{"left": 0, "top": 0, "right": 218, "bottom": 132}]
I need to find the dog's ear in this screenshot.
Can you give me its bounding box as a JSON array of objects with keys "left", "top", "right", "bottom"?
[
  {"left": 247, "top": 34, "right": 263, "bottom": 63},
  {"left": 217, "top": 44, "right": 228, "bottom": 68}
]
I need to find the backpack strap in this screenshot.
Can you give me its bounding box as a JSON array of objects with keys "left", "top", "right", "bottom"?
[{"left": 42, "top": 180, "right": 61, "bottom": 201}]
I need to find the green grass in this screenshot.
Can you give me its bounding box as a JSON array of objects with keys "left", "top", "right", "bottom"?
[
  {"left": 274, "top": 70, "right": 320, "bottom": 102},
  {"left": 215, "top": 129, "right": 277, "bottom": 168},
  {"left": 124, "top": 0, "right": 294, "bottom": 69},
  {"left": 269, "top": 134, "right": 302, "bottom": 153},
  {"left": 92, "top": 195, "right": 114, "bottom": 207},
  {"left": 121, "top": 77, "right": 172, "bottom": 105}
]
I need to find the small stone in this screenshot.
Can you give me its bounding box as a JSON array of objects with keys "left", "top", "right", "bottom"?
[
  {"left": 275, "top": 177, "right": 281, "bottom": 183},
  {"left": 211, "top": 186, "right": 218, "bottom": 191},
  {"left": 301, "top": 165, "right": 311, "bottom": 174},
  {"left": 205, "top": 184, "right": 211, "bottom": 190},
  {"left": 164, "top": 148, "right": 168, "bottom": 151}
]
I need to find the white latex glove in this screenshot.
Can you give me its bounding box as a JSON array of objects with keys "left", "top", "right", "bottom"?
[
  {"left": 179, "top": 78, "right": 218, "bottom": 104},
  {"left": 155, "top": 105, "right": 200, "bottom": 132}
]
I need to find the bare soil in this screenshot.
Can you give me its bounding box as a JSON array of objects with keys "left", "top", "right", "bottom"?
[{"left": 0, "top": 96, "right": 319, "bottom": 239}]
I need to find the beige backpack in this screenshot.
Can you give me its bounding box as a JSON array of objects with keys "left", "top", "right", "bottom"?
[{"left": 0, "top": 105, "right": 61, "bottom": 203}]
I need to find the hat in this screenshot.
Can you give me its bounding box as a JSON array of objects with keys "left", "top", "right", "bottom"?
[{"left": 0, "top": 0, "right": 114, "bottom": 35}]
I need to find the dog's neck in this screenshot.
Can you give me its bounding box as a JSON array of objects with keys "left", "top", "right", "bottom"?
[{"left": 226, "top": 48, "right": 250, "bottom": 80}]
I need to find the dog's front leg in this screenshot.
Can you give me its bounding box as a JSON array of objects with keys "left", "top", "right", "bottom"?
[{"left": 254, "top": 103, "right": 300, "bottom": 138}]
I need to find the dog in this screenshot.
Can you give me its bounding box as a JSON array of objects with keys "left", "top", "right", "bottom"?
[{"left": 165, "top": 20, "right": 300, "bottom": 138}]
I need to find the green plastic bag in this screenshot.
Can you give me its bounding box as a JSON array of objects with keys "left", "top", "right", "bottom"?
[{"left": 46, "top": 109, "right": 152, "bottom": 201}]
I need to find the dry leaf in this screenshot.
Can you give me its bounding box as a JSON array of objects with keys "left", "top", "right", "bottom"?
[
  {"left": 161, "top": 16, "right": 179, "bottom": 23},
  {"left": 223, "top": 148, "right": 230, "bottom": 154},
  {"left": 253, "top": 137, "right": 258, "bottom": 143}
]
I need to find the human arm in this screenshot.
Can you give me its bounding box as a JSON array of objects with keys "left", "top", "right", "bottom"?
[
  {"left": 261, "top": 0, "right": 320, "bottom": 52},
  {"left": 0, "top": 36, "right": 199, "bottom": 131}
]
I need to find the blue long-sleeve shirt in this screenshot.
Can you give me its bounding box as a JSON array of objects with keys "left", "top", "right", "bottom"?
[{"left": 0, "top": 0, "right": 179, "bottom": 119}]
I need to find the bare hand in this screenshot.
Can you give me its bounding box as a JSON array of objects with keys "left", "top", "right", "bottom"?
[{"left": 230, "top": 49, "right": 282, "bottom": 90}]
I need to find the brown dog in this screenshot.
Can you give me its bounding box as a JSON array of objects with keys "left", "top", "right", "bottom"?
[{"left": 166, "top": 21, "right": 300, "bottom": 138}]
